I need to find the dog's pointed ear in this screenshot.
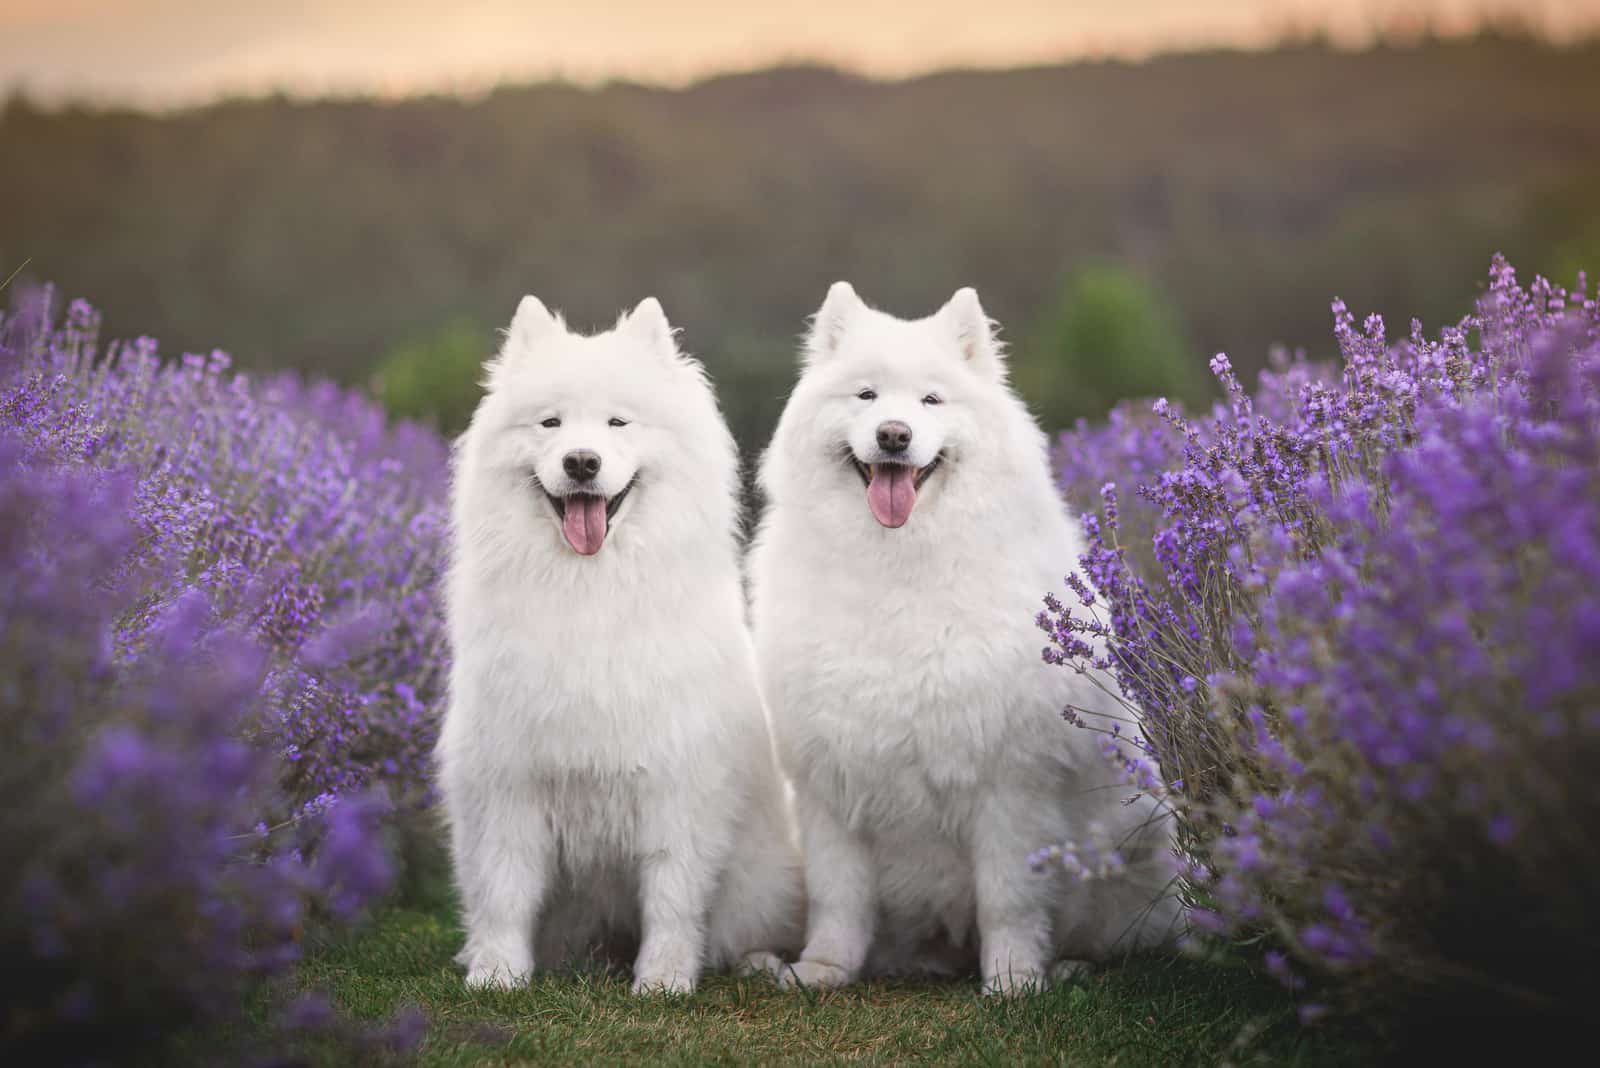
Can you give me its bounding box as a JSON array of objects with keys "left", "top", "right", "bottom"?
[
  {"left": 507, "top": 295, "right": 560, "bottom": 353},
  {"left": 804, "top": 281, "right": 863, "bottom": 363},
  {"left": 938, "top": 287, "right": 1004, "bottom": 378},
  {"left": 621, "top": 296, "right": 678, "bottom": 357},
  {"left": 486, "top": 295, "right": 563, "bottom": 386}
]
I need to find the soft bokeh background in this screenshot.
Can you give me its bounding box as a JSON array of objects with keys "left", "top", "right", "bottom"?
[{"left": 3, "top": 1, "right": 1598, "bottom": 448}]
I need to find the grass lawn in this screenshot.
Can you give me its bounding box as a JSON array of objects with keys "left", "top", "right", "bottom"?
[{"left": 289, "top": 905, "right": 1377, "bottom": 1066}]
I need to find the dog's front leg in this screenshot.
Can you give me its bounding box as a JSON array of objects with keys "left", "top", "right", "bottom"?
[
  {"left": 632, "top": 808, "right": 719, "bottom": 995},
  {"left": 779, "top": 791, "right": 874, "bottom": 990},
  {"left": 974, "top": 796, "right": 1052, "bottom": 996},
  {"left": 449, "top": 777, "right": 553, "bottom": 990}
]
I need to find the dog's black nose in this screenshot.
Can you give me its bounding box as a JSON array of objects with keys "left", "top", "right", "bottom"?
[
  {"left": 876, "top": 421, "right": 912, "bottom": 454},
  {"left": 563, "top": 449, "right": 602, "bottom": 482}
]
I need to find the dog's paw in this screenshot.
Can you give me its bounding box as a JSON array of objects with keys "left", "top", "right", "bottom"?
[
  {"left": 464, "top": 960, "right": 531, "bottom": 990},
  {"left": 1050, "top": 958, "right": 1094, "bottom": 984},
  {"left": 632, "top": 937, "right": 701, "bottom": 995},
  {"left": 631, "top": 970, "right": 697, "bottom": 996},
  {"left": 736, "top": 950, "right": 787, "bottom": 979},
  {"left": 777, "top": 958, "right": 854, "bottom": 991},
  {"left": 459, "top": 940, "right": 533, "bottom": 990},
  {"left": 980, "top": 968, "right": 1050, "bottom": 997}
]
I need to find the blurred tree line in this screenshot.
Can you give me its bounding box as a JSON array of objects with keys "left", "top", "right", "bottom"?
[{"left": 3, "top": 32, "right": 1598, "bottom": 448}]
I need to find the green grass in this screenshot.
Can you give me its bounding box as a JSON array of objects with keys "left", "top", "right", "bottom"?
[{"left": 288, "top": 906, "right": 1376, "bottom": 1066}]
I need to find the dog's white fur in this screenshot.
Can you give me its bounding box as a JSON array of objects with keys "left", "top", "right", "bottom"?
[
  {"left": 749, "top": 283, "right": 1182, "bottom": 995},
  {"left": 436, "top": 296, "right": 803, "bottom": 994}
]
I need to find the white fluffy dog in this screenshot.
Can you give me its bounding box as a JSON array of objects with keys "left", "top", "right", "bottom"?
[
  {"left": 436, "top": 295, "right": 803, "bottom": 994},
  {"left": 749, "top": 283, "right": 1181, "bottom": 995}
]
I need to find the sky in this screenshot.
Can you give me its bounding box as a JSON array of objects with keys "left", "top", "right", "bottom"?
[{"left": 2, "top": 0, "right": 1598, "bottom": 107}]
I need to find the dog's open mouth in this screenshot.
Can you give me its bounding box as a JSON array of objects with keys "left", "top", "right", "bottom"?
[
  {"left": 849, "top": 455, "right": 942, "bottom": 529},
  {"left": 543, "top": 478, "right": 635, "bottom": 556}
]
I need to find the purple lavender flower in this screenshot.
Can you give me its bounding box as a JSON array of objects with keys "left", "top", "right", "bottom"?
[
  {"left": 1, "top": 289, "right": 442, "bottom": 1059},
  {"left": 1044, "top": 257, "right": 1600, "bottom": 1017},
  {"left": 3, "top": 289, "right": 448, "bottom": 828}
]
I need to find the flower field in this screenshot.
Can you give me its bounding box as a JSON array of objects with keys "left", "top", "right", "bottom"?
[
  {"left": 1, "top": 290, "right": 447, "bottom": 1060},
  {"left": 2, "top": 256, "right": 1596, "bottom": 1061},
  {"left": 1046, "top": 256, "right": 1600, "bottom": 1024}
]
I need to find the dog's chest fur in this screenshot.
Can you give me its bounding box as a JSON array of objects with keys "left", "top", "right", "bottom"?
[{"left": 765, "top": 540, "right": 1070, "bottom": 836}]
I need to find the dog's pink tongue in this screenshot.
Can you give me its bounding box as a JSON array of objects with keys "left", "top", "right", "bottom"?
[
  {"left": 866, "top": 464, "right": 917, "bottom": 528},
  {"left": 561, "top": 495, "right": 607, "bottom": 555}
]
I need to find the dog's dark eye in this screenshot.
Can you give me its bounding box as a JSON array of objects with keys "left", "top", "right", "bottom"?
[
  {"left": 922, "top": 393, "right": 943, "bottom": 406},
  {"left": 540, "top": 417, "right": 561, "bottom": 429},
  {"left": 857, "top": 389, "right": 877, "bottom": 401},
  {"left": 608, "top": 417, "right": 629, "bottom": 428}
]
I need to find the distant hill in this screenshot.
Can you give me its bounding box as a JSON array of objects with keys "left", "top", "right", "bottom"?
[{"left": 3, "top": 33, "right": 1598, "bottom": 445}]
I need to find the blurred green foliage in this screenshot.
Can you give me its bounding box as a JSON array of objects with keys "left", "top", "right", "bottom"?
[
  {"left": 695, "top": 334, "right": 801, "bottom": 470},
  {"left": 1536, "top": 183, "right": 1600, "bottom": 288},
  {"left": 1015, "top": 265, "right": 1206, "bottom": 429},
  {"left": 3, "top": 33, "right": 1598, "bottom": 449},
  {"left": 374, "top": 317, "right": 487, "bottom": 436}
]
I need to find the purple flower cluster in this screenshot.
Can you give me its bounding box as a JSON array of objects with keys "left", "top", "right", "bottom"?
[
  {"left": 0, "top": 289, "right": 445, "bottom": 1058},
  {"left": 1045, "top": 257, "right": 1600, "bottom": 1013},
  {"left": 2, "top": 288, "right": 449, "bottom": 832}
]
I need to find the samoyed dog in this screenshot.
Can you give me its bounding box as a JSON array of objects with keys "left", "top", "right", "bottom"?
[
  {"left": 749, "top": 283, "right": 1182, "bottom": 995},
  {"left": 436, "top": 295, "right": 803, "bottom": 994}
]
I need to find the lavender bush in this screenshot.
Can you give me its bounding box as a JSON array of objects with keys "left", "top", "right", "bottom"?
[
  {"left": 1043, "top": 257, "right": 1600, "bottom": 1018},
  {"left": 0, "top": 290, "right": 447, "bottom": 1059},
  {"left": 2, "top": 289, "right": 449, "bottom": 832}
]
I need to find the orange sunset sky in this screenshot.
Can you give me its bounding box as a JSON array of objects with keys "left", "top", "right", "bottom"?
[{"left": 2, "top": 0, "right": 1598, "bottom": 106}]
